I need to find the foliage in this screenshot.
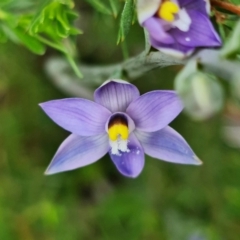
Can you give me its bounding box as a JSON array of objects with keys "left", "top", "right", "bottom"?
[{"left": 0, "top": 0, "right": 82, "bottom": 77}]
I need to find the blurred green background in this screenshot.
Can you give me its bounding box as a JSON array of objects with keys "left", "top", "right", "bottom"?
[{"left": 1, "top": 2, "right": 240, "bottom": 240}]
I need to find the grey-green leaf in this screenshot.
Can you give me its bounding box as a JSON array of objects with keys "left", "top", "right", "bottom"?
[{"left": 220, "top": 20, "right": 240, "bottom": 58}]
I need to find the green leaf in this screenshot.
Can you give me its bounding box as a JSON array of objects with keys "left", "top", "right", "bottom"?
[
  {"left": 28, "top": 0, "right": 81, "bottom": 39},
  {"left": 28, "top": 0, "right": 51, "bottom": 34},
  {"left": 220, "top": 20, "right": 240, "bottom": 58},
  {"left": 117, "top": 0, "right": 135, "bottom": 44},
  {"left": 56, "top": 21, "right": 69, "bottom": 38},
  {"left": 0, "top": 21, "right": 46, "bottom": 55},
  {"left": 69, "top": 27, "right": 83, "bottom": 35},
  {"left": 65, "top": 10, "right": 79, "bottom": 21},
  {"left": 85, "top": 0, "right": 112, "bottom": 15},
  {"left": 14, "top": 27, "right": 46, "bottom": 55},
  {"left": 34, "top": 35, "right": 67, "bottom": 53},
  {"left": 108, "top": 0, "right": 120, "bottom": 18}
]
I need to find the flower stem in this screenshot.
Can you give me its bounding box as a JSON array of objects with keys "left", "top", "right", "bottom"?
[
  {"left": 44, "top": 48, "right": 240, "bottom": 99},
  {"left": 211, "top": 0, "right": 240, "bottom": 15}
]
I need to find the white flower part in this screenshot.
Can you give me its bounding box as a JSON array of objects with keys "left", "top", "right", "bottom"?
[
  {"left": 99, "top": 79, "right": 130, "bottom": 88},
  {"left": 118, "top": 139, "right": 129, "bottom": 152},
  {"left": 137, "top": 0, "right": 161, "bottom": 24},
  {"left": 156, "top": 46, "right": 194, "bottom": 59},
  {"left": 110, "top": 138, "right": 129, "bottom": 156},
  {"left": 110, "top": 140, "right": 121, "bottom": 156},
  {"left": 204, "top": 0, "right": 211, "bottom": 15},
  {"left": 172, "top": 8, "right": 191, "bottom": 32}
]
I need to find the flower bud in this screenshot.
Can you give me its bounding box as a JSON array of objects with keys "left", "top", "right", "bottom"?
[{"left": 175, "top": 67, "right": 224, "bottom": 120}]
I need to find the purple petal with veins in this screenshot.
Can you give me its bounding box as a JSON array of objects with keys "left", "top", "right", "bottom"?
[
  {"left": 126, "top": 90, "right": 183, "bottom": 132},
  {"left": 169, "top": 10, "right": 221, "bottom": 47},
  {"left": 40, "top": 98, "right": 111, "bottom": 136},
  {"left": 45, "top": 133, "right": 109, "bottom": 175},
  {"left": 135, "top": 126, "right": 202, "bottom": 165},
  {"left": 94, "top": 79, "right": 140, "bottom": 113},
  {"left": 179, "top": 0, "right": 210, "bottom": 14}
]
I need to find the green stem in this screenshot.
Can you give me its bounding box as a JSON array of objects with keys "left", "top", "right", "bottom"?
[
  {"left": 121, "top": 39, "right": 129, "bottom": 60},
  {"left": 65, "top": 54, "right": 83, "bottom": 78},
  {"left": 36, "top": 35, "right": 83, "bottom": 78}
]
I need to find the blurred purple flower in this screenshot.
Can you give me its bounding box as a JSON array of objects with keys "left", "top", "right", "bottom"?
[
  {"left": 137, "top": 0, "right": 221, "bottom": 57},
  {"left": 40, "top": 80, "right": 201, "bottom": 178}
]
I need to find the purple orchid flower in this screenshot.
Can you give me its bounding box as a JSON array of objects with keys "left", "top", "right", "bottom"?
[
  {"left": 137, "top": 0, "right": 221, "bottom": 58},
  {"left": 40, "top": 80, "right": 201, "bottom": 178}
]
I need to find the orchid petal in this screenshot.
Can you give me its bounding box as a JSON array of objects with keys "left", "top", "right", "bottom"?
[
  {"left": 137, "top": 0, "right": 161, "bottom": 24},
  {"left": 150, "top": 35, "right": 195, "bottom": 58},
  {"left": 172, "top": 8, "right": 192, "bottom": 32},
  {"left": 179, "top": 0, "right": 210, "bottom": 14},
  {"left": 109, "top": 133, "right": 145, "bottom": 178},
  {"left": 135, "top": 126, "right": 202, "bottom": 165},
  {"left": 143, "top": 17, "right": 174, "bottom": 44},
  {"left": 40, "top": 98, "right": 111, "bottom": 136},
  {"left": 94, "top": 80, "right": 140, "bottom": 113},
  {"left": 45, "top": 133, "right": 109, "bottom": 175},
  {"left": 170, "top": 10, "right": 221, "bottom": 48},
  {"left": 126, "top": 91, "right": 183, "bottom": 132}
]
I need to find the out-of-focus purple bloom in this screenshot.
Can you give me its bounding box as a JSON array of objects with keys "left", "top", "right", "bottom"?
[
  {"left": 137, "top": 0, "right": 221, "bottom": 58},
  {"left": 40, "top": 80, "right": 201, "bottom": 178}
]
